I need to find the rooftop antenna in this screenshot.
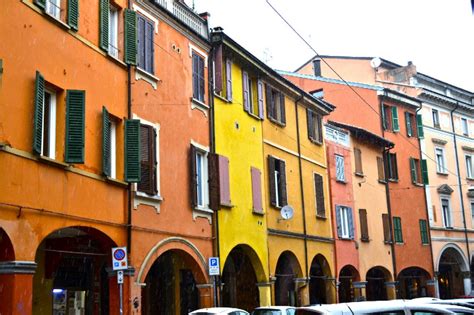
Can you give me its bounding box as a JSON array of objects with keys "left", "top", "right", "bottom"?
[{"left": 263, "top": 48, "right": 273, "bottom": 64}]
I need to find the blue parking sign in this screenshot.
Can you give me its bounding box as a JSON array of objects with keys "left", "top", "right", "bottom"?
[{"left": 208, "top": 257, "right": 220, "bottom": 275}]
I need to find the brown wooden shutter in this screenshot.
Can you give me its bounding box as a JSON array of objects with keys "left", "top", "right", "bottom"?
[
  {"left": 208, "top": 153, "right": 220, "bottom": 211},
  {"left": 316, "top": 114, "right": 323, "bottom": 143},
  {"left": 314, "top": 174, "right": 325, "bottom": 217},
  {"left": 214, "top": 45, "right": 223, "bottom": 93},
  {"left": 251, "top": 167, "right": 263, "bottom": 214},
  {"left": 382, "top": 213, "right": 392, "bottom": 243},
  {"left": 138, "top": 125, "right": 156, "bottom": 195},
  {"left": 190, "top": 145, "right": 198, "bottom": 208},
  {"left": 354, "top": 148, "right": 363, "bottom": 174},
  {"left": 359, "top": 209, "right": 369, "bottom": 241},
  {"left": 225, "top": 59, "right": 232, "bottom": 100},
  {"left": 265, "top": 84, "right": 274, "bottom": 120},
  {"left": 268, "top": 155, "right": 277, "bottom": 207},
  {"left": 307, "top": 108, "right": 315, "bottom": 140},
  {"left": 377, "top": 156, "right": 385, "bottom": 181},
  {"left": 280, "top": 160, "right": 287, "bottom": 206},
  {"left": 219, "top": 155, "right": 231, "bottom": 206},
  {"left": 280, "top": 92, "right": 286, "bottom": 125}
]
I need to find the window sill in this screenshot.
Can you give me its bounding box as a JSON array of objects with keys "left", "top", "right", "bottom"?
[
  {"left": 214, "top": 93, "right": 232, "bottom": 104},
  {"left": 413, "top": 182, "right": 424, "bottom": 187},
  {"left": 436, "top": 172, "right": 449, "bottom": 176},
  {"left": 336, "top": 179, "right": 347, "bottom": 184},
  {"left": 388, "top": 179, "right": 399, "bottom": 183},
  {"left": 338, "top": 237, "right": 354, "bottom": 241},
  {"left": 220, "top": 203, "right": 234, "bottom": 209},
  {"left": 378, "top": 179, "right": 387, "bottom": 184},
  {"left": 360, "top": 238, "right": 370, "bottom": 243},
  {"left": 106, "top": 53, "right": 127, "bottom": 68},
  {"left": 467, "top": 177, "right": 474, "bottom": 181},
  {"left": 133, "top": 191, "right": 163, "bottom": 212},
  {"left": 268, "top": 117, "right": 286, "bottom": 128},
  {"left": 191, "top": 98, "right": 210, "bottom": 115},
  {"left": 395, "top": 241, "right": 405, "bottom": 245},
  {"left": 252, "top": 209, "right": 265, "bottom": 216},
  {"left": 135, "top": 67, "right": 160, "bottom": 90},
  {"left": 38, "top": 155, "right": 70, "bottom": 169},
  {"left": 316, "top": 215, "right": 327, "bottom": 220},
  {"left": 354, "top": 172, "right": 365, "bottom": 178},
  {"left": 44, "top": 11, "right": 72, "bottom": 31},
  {"left": 309, "top": 137, "right": 323, "bottom": 146},
  {"left": 193, "top": 206, "right": 213, "bottom": 224},
  {"left": 384, "top": 241, "right": 393, "bottom": 245},
  {"left": 246, "top": 111, "right": 262, "bottom": 121},
  {"left": 105, "top": 177, "right": 128, "bottom": 188}
]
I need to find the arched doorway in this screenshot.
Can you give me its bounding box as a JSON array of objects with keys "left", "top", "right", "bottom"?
[
  {"left": 366, "top": 266, "right": 391, "bottom": 301},
  {"left": 309, "top": 254, "right": 332, "bottom": 304},
  {"left": 222, "top": 245, "right": 264, "bottom": 311},
  {"left": 438, "top": 247, "right": 469, "bottom": 299},
  {"left": 0, "top": 228, "right": 15, "bottom": 315},
  {"left": 0, "top": 228, "right": 14, "bottom": 261},
  {"left": 397, "top": 267, "right": 431, "bottom": 299},
  {"left": 338, "top": 265, "right": 359, "bottom": 302},
  {"left": 274, "top": 251, "right": 302, "bottom": 306},
  {"left": 33, "top": 226, "right": 116, "bottom": 315},
  {"left": 142, "top": 249, "right": 205, "bottom": 315}
]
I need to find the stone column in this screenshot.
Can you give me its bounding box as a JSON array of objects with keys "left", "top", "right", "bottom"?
[
  {"left": 352, "top": 281, "right": 368, "bottom": 301},
  {"left": 461, "top": 271, "right": 472, "bottom": 296},
  {"left": 0, "top": 261, "right": 37, "bottom": 315},
  {"left": 295, "top": 278, "right": 309, "bottom": 306},
  {"left": 196, "top": 283, "right": 213, "bottom": 308},
  {"left": 257, "top": 282, "right": 272, "bottom": 307},
  {"left": 426, "top": 278, "right": 438, "bottom": 298},
  {"left": 385, "top": 281, "right": 398, "bottom": 300}
]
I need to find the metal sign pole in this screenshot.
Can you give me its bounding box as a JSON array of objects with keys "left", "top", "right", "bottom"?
[
  {"left": 119, "top": 283, "right": 123, "bottom": 315},
  {"left": 213, "top": 275, "right": 218, "bottom": 307}
]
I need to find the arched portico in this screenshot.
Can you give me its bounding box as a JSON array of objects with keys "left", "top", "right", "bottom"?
[
  {"left": 397, "top": 267, "right": 431, "bottom": 299},
  {"left": 437, "top": 244, "right": 470, "bottom": 298},
  {"left": 309, "top": 254, "right": 333, "bottom": 304},
  {"left": 274, "top": 250, "right": 303, "bottom": 306},
  {"left": 338, "top": 265, "right": 360, "bottom": 302},
  {"left": 366, "top": 266, "right": 392, "bottom": 301}
]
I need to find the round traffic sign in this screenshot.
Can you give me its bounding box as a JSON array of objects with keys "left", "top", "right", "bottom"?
[{"left": 114, "top": 248, "right": 126, "bottom": 261}]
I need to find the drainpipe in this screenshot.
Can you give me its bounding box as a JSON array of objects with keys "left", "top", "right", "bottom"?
[
  {"left": 416, "top": 105, "right": 437, "bottom": 297},
  {"left": 294, "top": 94, "right": 310, "bottom": 296},
  {"left": 380, "top": 93, "right": 398, "bottom": 297},
  {"left": 208, "top": 41, "right": 220, "bottom": 307},
  {"left": 126, "top": 0, "right": 133, "bottom": 258},
  {"left": 450, "top": 102, "right": 471, "bottom": 289}
]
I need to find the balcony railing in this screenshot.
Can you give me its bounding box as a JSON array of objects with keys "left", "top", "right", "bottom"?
[{"left": 152, "top": 0, "right": 208, "bottom": 38}]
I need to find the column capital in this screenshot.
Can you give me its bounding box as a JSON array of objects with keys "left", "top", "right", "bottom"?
[
  {"left": 353, "top": 281, "right": 368, "bottom": 289},
  {"left": 0, "top": 261, "right": 37, "bottom": 274}
]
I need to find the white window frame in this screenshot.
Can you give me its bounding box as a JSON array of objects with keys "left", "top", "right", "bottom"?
[
  {"left": 432, "top": 109, "right": 440, "bottom": 128},
  {"left": 108, "top": 5, "right": 119, "bottom": 58},
  {"left": 435, "top": 147, "right": 446, "bottom": 174},
  {"left": 462, "top": 118, "right": 469, "bottom": 136},
  {"left": 335, "top": 154, "right": 345, "bottom": 182},
  {"left": 195, "top": 148, "right": 209, "bottom": 210},
  {"left": 466, "top": 154, "right": 474, "bottom": 179},
  {"left": 110, "top": 120, "right": 117, "bottom": 178},
  {"left": 339, "top": 206, "right": 350, "bottom": 239},
  {"left": 46, "top": 0, "right": 61, "bottom": 19},
  {"left": 42, "top": 89, "right": 57, "bottom": 159},
  {"left": 441, "top": 197, "right": 452, "bottom": 228},
  {"left": 470, "top": 200, "right": 474, "bottom": 229}
]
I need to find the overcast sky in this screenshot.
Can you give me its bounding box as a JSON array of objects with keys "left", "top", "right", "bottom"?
[{"left": 193, "top": 0, "right": 474, "bottom": 92}]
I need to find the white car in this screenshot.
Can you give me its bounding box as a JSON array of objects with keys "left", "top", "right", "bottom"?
[
  {"left": 252, "top": 306, "right": 296, "bottom": 315},
  {"left": 189, "top": 307, "right": 250, "bottom": 315}
]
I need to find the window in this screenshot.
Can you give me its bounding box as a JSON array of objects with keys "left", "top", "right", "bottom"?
[
  {"left": 471, "top": 201, "right": 474, "bottom": 228},
  {"left": 435, "top": 148, "right": 446, "bottom": 174},
  {"left": 359, "top": 209, "right": 369, "bottom": 242},
  {"left": 41, "top": 89, "right": 57, "bottom": 159},
  {"left": 410, "top": 157, "right": 429, "bottom": 185},
  {"left": 419, "top": 219, "right": 429, "bottom": 245},
  {"left": 137, "top": 14, "right": 154, "bottom": 74},
  {"left": 441, "top": 198, "right": 452, "bottom": 228},
  {"left": 382, "top": 105, "right": 399, "bottom": 132},
  {"left": 377, "top": 156, "right": 385, "bottom": 182},
  {"left": 46, "top": 0, "right": 61, "bottom": 19},
  {"left": 192, "top": 52, "right": 205, "bottom": 102},
  {"left": 268, "top": 156, "right": 287, "bottom": 208},
  {"left": 242, "top": 71, "right": 264, "bottom": 118},
  {"left": 335, "top": 155, "right": 345, "bottom": 182},
  {"left": 102, "top": 107, "right": 119, "bottom": 178},
  {"left": 382, "top": 213, "right": 392, "bottom": 243},
  {"left": 314, "top": 173, "right": 325, "bottom": 218},
  {"left": 354, "top": 148, "right": 363, "bottom": 175},
  {"left": 462, "top": 118, "right": 469, "bottom": 136},
  {"left": 386, "top": 152, "right": 398, "bottom": 181},
  {"left": 405, "top": 111, "right": 417, "bottom": 137},
  {"left": 108, "top": 5, "right": 119, "bottom": 58},
  {"left": 432, "top": 109, "right": 440, "bottom": 128},
  {"left": 266, "top": 85, "right": 286, "bottom": 125},
  {"left": 393, "top": 217, "right": 403, "bottom": 243},
  {"left": 251, "top": 167, "right": 263, "bottom": 214},
  {"left": 336, "top": 206, "right": 354, "bottom": 239},
  {"left": 191, "top": 145, "right": 209, "bottom": 209},
  {"left": 214, "top": 47, "right": 232, "bottom": 101},
  {"left": 138, "top": 124, "right": 158, "bottom": 195},
  {"left": 307, "top": 109, "right": 323, "bottom": 144},
  {"left": 467, "top": 155, "right": 474, "bottom": 179}
]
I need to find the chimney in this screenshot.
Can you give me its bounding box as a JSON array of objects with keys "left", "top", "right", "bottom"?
[
  {"left": 313, "top": 58, "right": 321, "bottom": 77},
  {"left": 199, "top": 12, "right": 210, "bottom": 21}
]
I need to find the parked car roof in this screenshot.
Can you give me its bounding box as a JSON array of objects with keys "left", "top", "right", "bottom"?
[
  {"left": 252, "top": 306, "right": 296, "bottom": 314},
  {"left": 189, "top": 307, "right": 250, "bottom": 314}
]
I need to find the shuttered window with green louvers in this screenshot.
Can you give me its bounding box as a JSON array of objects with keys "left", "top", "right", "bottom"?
[
  {"left": 125, "top": 119, "right": 140, "bottom": 182},
  {"left": 99, "top": 0, "right": 109, "bottom": 51},
  {"left": 65, "top": 90, "right": 85, "bottom": 163},
  {"left": 102, "top": 107, "right": 111, "bottom": 177},
  {"left": 33, "top": 71, "right": 45, "bottom": 155},
  {"left": 124, "top": 9, "right": 137, "bottom": 65},
  {"left": 67, "top": 0, "right": 79, "bottom": 31},
  {"left": 34, "top": 0, "right": 46, "bottom": 9}
]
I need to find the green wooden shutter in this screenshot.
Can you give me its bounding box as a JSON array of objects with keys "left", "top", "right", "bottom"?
[
  {"left": 394, "top": 217, "right": 403, "bottom": 243},
  {"left": 99, "top": 0, "right": 109, "bottom": 51},
  {"left": 421, "top": 159, "right": 429, "bottom": 185},
  {"left": 409, "top": 158, "right": 417, "bottom": 184},
  {"left": 68, "top": 0, "right": 79, "bottom": 31},
  {"left": 417, "top": 114, "right": 424, "bottom": 138},
  {"left": 391, "top": 106, "right": 399, "bottom": 132},
  {"left": 125, "top": 119, "right": 140, "bottom": 182},
  {"left": 102, "top": 106, "right": 111, "bottom": 177},
  {"left": 405, "top": 112, "right": 412, "bottom": 137},
  {"left": 33, "top": 71, "right": 45, "bottom": 155},
  {"left": 381, "top": 104, "right": 387, "bottom": 130},
  {"left": 65, "top": 90, "right": 85, "bottom": 163},
  {"left": 34, "top": 0, "right": 46, "bottom": 9},
  {"left": 419, "top": 219, "right": 429, "bottom": 244},
  {"left": 124, "top": 9, "right": 137, "bottom": 65}
]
